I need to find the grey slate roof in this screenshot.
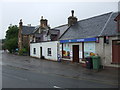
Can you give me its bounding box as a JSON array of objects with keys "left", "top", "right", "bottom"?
[
  {"left": 22, "top": 26, "right": 35, "bottom": 35},
  {"left": 34, "top": 33, "right": 43, "bottom": 37},
  {"left": 53, "top": 24, "right": 69, "bottom": 37},
  {"left": 60, "top": 12, "right": 118, "bottom": 40},
  {"left": 48, "top": 29, "right": 59, "bottom": 35}
]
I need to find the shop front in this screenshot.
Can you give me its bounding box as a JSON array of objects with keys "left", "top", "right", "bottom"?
[{"left": 60, "top": 37, "right": 97, "bottom": 63}]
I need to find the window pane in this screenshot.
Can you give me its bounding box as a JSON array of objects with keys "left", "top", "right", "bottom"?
[
  {"left": 48, "top": 48, "right": 51, "bottom": 56},
  {"left": 33, "top": 48, "right": 36, "bottom": 54}
]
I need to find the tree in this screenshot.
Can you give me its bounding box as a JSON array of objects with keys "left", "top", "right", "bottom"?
[
  {"left": 1, "top": 39, "right": 5, "bottom": 50},
  {"left": 4, "top": 25, "right": 19, "bottom": 53}
]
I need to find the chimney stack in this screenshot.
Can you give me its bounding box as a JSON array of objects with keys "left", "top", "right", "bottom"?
[
  {"left": 18, "top": 19, "right": 23, "bottom": 52},
  {"left": 68, "top": 10, "right": 77, "bottom": 26},
  {"left": 40, "top": 16, "right": 48, "bottom": 28}
]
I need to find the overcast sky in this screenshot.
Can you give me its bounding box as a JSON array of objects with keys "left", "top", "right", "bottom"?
[{"left": 0, "top": 0, "right": 119, "bottom": 39}]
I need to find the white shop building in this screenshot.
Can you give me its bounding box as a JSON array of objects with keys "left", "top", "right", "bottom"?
[{"left": 59, "top": 12, "right": 120, "bottom": 67}]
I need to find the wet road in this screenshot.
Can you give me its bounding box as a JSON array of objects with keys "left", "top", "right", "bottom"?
[
  {"left": 1, "top": 50, "right": 119, "bottom": 88},
  {"left": 2, "top": 65, "right": 118, "bottom": 88}
]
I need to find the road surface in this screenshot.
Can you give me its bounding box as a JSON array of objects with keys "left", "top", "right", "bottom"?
[{"left": 1, "top": 50, "right": 119, "bottom": 88}]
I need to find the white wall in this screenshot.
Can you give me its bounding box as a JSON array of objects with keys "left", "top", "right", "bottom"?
[
  {"left": 30, "top": 43, "right": 41, "bottom": 58},
  {"left": 30, "top": 41, "right": 59, "bottom": 61}
]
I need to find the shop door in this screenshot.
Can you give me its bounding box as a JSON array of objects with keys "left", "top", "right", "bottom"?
[
  {"left": 112, "top": 40, "right": 120, "bottom": 64},
  {"left": 73, "top": 45, "right": 79, "bottom": 63}
]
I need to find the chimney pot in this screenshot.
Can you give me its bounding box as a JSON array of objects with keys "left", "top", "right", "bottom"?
[
  {"left": 19, "top": 19, "right": 23, "bottom": 26},
  {"left": 71, "top": 10, "right": 74, "bottom": 17},
  {"left": 41, "top": 16, "right": 43, "bottom": 19},
  {"left": 20, "top": 19, "right": 22, "bottom": 22},
  {"left": 40, "top": 16, "right": 48, "bottom": 28}
]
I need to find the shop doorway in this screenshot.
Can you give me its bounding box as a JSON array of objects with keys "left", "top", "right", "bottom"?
[
  {"left": 73, "top": 45, "right": 79, "bottom": 63},
  {"left": 112, "top": 40, "right": 120, "bottom": 64}
]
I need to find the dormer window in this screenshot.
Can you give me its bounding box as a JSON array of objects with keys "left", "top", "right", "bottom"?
[{"left": 51, "top": 34, "right": 57, "bottom": 41}]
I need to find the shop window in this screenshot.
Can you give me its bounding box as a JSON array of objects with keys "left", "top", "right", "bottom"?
[
  {"left": 84, "top": 42, "right": 95, "bottom": 57},
  {"left": 33, "top": 48, "right": 36, "bottom": 54},
  {"left": 63, "top": 44, "right": 70, "bottom": 59},
  {"left": 47, "top": 48, "right": 52, "bottom": 56}
]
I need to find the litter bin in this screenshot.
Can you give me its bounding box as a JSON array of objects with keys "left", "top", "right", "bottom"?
[
  {"left": 92, "top": 56, "right": 101, "bottom": 70},
  {"left": 85, "top": 57, "right": 93, "bottom": 69},
  {"left": 57, "top": 54, "right": 61, "bottom": 62}
]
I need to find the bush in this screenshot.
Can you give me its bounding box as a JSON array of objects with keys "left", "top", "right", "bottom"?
[{"left": 19, "top": 48, "right": 28, "bottom": 55}]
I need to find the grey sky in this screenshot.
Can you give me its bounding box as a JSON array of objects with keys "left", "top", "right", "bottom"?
[{"left": 0, "top": 1, "right": 119, "bottom": 39}]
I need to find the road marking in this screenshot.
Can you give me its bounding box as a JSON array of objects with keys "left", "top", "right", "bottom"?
[
  {"left": 0, "top": 62, "right": 2, "bottom": 65},
  {"left": 53, "top": 86, "right": 69, "bottom": 90},
  {"left": 53, "top": 86, "right": 61, "bottom": 88}
]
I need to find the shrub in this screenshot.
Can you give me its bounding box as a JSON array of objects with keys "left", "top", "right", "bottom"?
[{"left": 19, "top": 48, "right": 28, "bottom": 55}]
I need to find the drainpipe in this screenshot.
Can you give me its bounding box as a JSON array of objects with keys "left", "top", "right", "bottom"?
[
  {"left": 62, "top": 43, "right": 63, "bottom": 58},
  {"left": 103, "top": 37, "right": 106, "bottom": 69},
  {"left": 82, "top": 42, "right": 84, "bottom": 60}
]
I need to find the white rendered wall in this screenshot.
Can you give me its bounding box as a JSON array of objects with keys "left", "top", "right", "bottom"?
[
  {"left": 30, "top": 41, "right": 59, "bottom": 61},
  {"left": 30, "top": 43, "right": 41, "bottom": 58}
]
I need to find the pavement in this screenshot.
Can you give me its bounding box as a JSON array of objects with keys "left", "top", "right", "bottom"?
[{"left": 1, "top": 50, "right": 119, "bottom": 87}]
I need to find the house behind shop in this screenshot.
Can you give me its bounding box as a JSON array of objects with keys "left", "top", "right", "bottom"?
[
  {"left": 30, "top": 11, "right": 76, "bottom": 61},
  {"left": 18, "top": 16, "right": 53, "bottom": 54},
  {"left": 18, "top": 19, "right": 35, "bottom": 54}
]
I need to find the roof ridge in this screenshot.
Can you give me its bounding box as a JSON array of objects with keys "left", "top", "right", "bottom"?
[
  {"left": 22, "top": 25, "right": 35, "bottom": 28},
  {"left": 53, "top": 24, "right": 68, "bottom": 28},
  {"left": 77, "top": 12, "right": 113, "bottom": 22},
  {"left": 99, "top": 12, "right": 114, "bottom": 36}
]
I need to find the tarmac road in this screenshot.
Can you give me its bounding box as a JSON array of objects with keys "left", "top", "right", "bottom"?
[
  {"left": 1, "top": 50, "right": 119, "bottom": 88},
  {"left": 2, "top": 65, "right": 118, "bottom": 88}
]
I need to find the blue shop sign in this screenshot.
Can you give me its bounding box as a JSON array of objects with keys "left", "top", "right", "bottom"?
[{"left": 60, "top": 37, "right": 97, "bottom": 43}]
